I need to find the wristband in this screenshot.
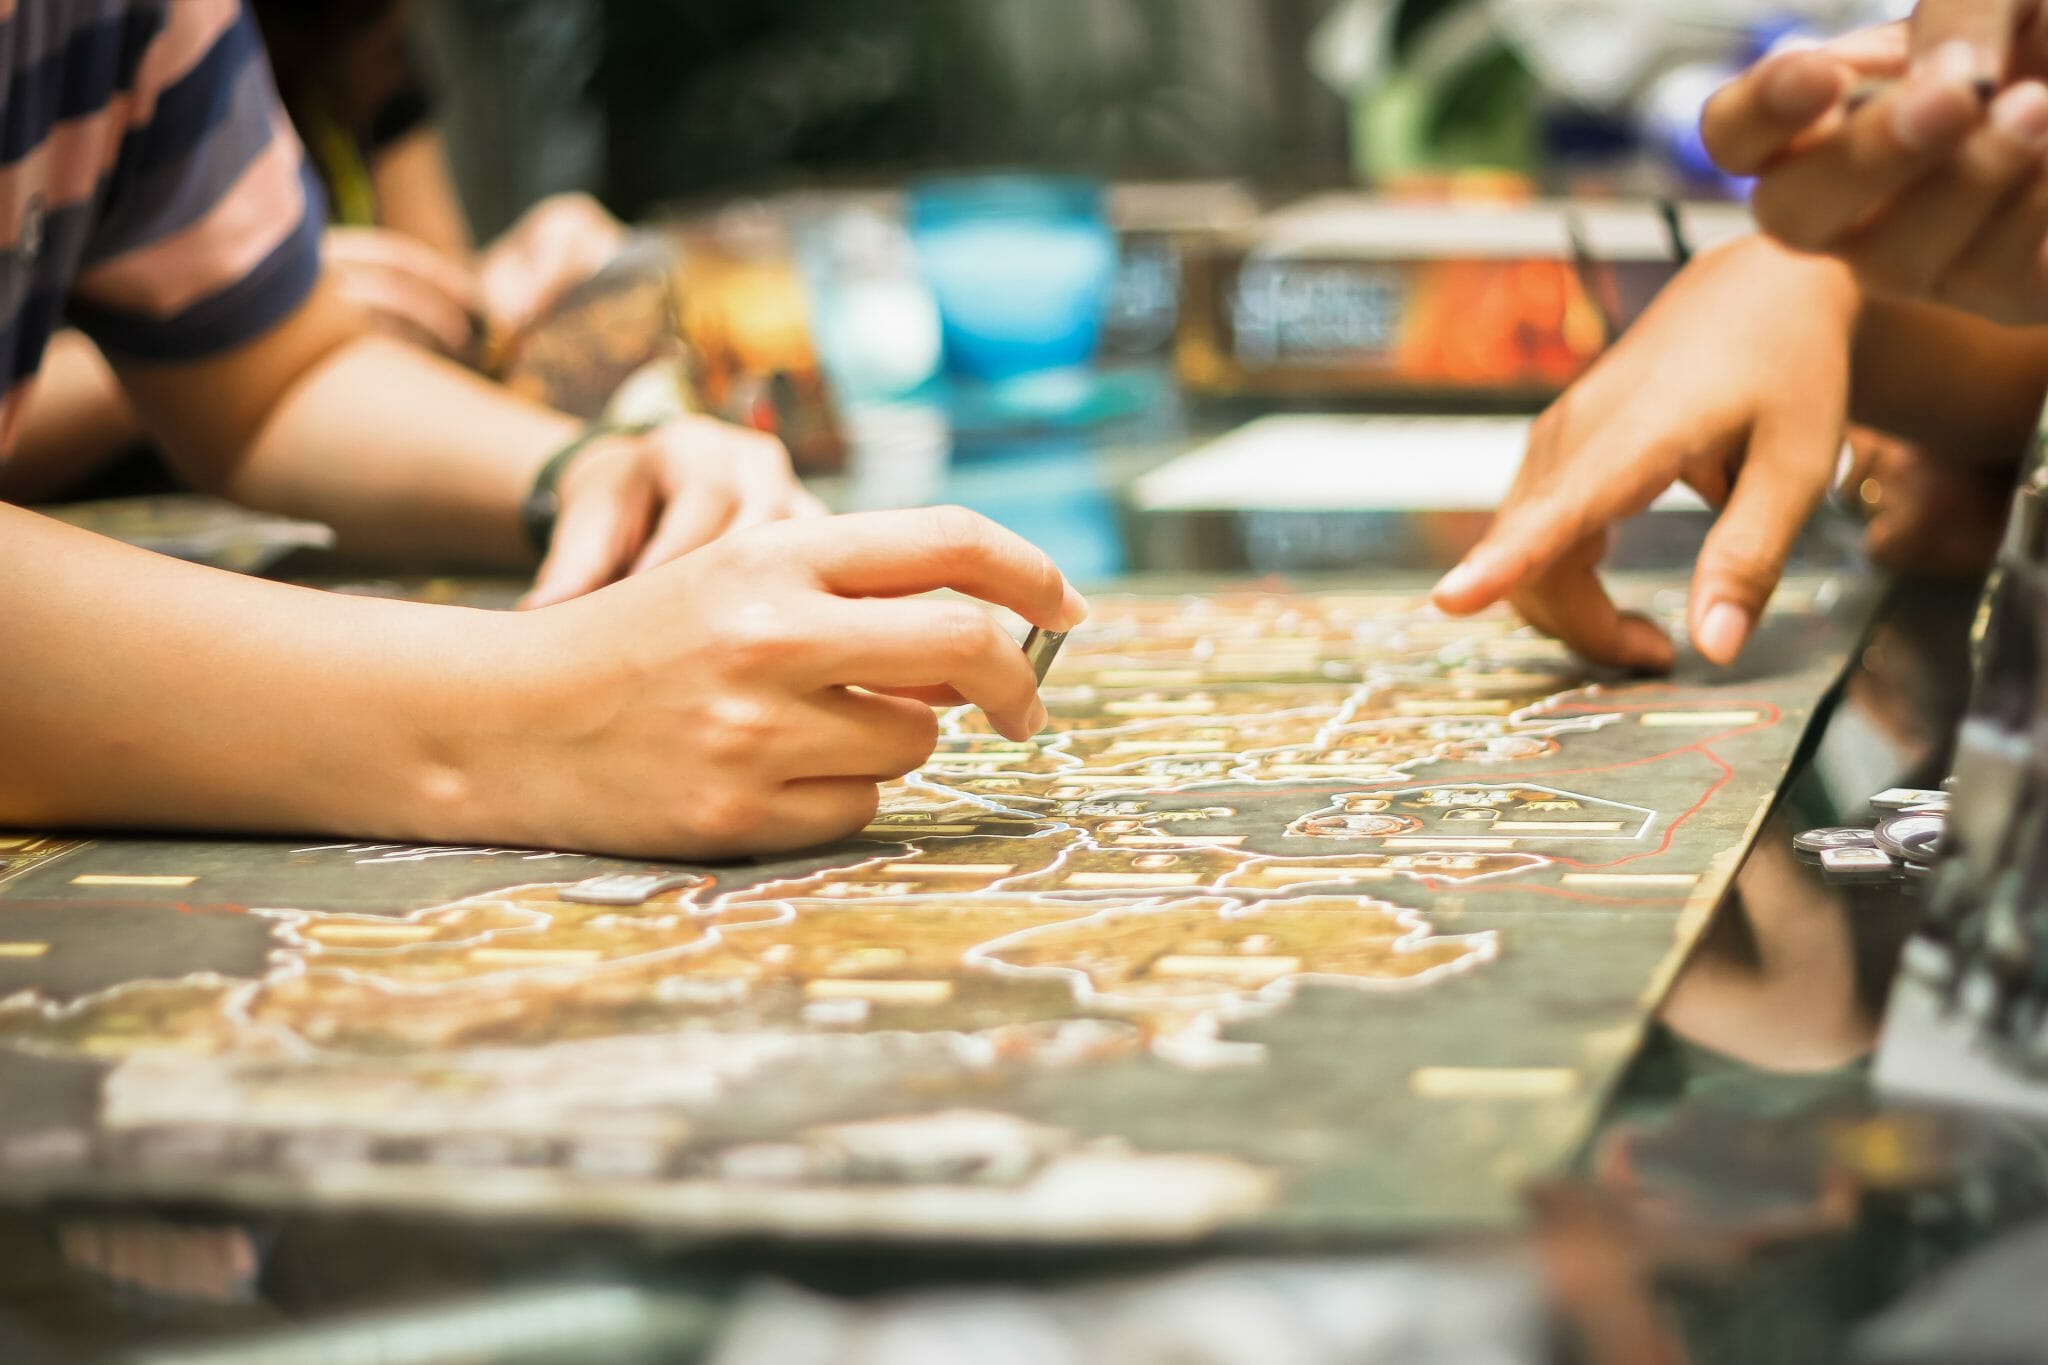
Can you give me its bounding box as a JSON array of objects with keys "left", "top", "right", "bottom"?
[{"left": 520, "top": 421, "right": 659, "bottom": 556}]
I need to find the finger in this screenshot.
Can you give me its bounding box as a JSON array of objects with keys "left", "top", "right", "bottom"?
[
  {"left": 334, "top": 271, "right": 475, "bottom": 356},
  {"left": 328, "top": 230, "right": 484, "bottom": 315},
  {"left": 789, "top": 489, "right": 831, "bottom": 519},
  {"left": 627, "top": 480, "right": 739, "bottom": 576},
  {"left": 683, "top": 777, "right": 883, "bottom": 859},
  {"left": 750, "top": 778, "right": 887, "bottom": 856},
  {"left": 1702, "top": 29, "right": 1913, "bottom": 175},
  {"left": 1936, "top": 149, "right": 2048, "bottom": 319},
  {"left": 861, "top": 684, "right": 969, "bottom": 708},
  {"left": 1910, "top": 0, "right": 2019, "bottom": 92},
  {"left": 798, "top": 688, "right": 944, "bottom": 780},
  {"left": 1509, "top": 535, "right": 1675, "bottom": 672},
  {"left": 819, "top": 596, "right": 1049, "bottom": 742},
  {"left": 791, "top": 506, "right": 1088, "bottom": 631},
  {"left": 520, "top": 473, "right": 658, "bottom": 609},
  {"left": 1688, "top": 417, "right": 1833, "bottom": 665},
  {"left": 1838, "top": 80, "right": 2048, "bottom": 296},
  {"left": 724, "top": 437, "right": 808, "bottom": 532},
  {"left": 1702, "top": 49, "right": 1856, "bottom": 175},
  {"left": 1748, "top": 76, "right": 1985, "bottom": 252},
  {"left": 1433, "top": 423, "right": 1676, "bottom": 616}
]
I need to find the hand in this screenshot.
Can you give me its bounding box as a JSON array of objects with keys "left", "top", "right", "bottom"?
[
  {"left": 325, "top": 226, "right": 483, "bottom": 358},
  {"left": 1845, "top": 427, "right": 2017, "bottom": 575},
  {"left": 1705, "top": 15, "right": 2048, "bottom": 322},
  {"left": 1431, "top": 236, "right": 1855, "bottom": 669},
  {"left": 522, "top": 414, "right": 828, "bottom": 609},
  {"left": 478, "top": 192, "right": 628, "bottom": 339},
  {"left": 475, "top": 507, "right": 1088, "bottom": 860}
]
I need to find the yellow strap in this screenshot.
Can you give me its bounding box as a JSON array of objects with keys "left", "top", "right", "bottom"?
[{"left": 303, "top": 107, "right": 377, "bottom": 228}]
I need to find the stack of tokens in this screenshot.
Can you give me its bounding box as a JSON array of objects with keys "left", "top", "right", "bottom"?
[{"left": 1794, "top": 786, "right": 1950, "bottom": 885}]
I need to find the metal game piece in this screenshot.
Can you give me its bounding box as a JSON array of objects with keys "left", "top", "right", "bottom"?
[
  {"left": 559, "top": 872, "right": 704, "bottom": 906},
  {"left": 1874, "top": 812, "right": 1946, "bottom": 866},
  {"left": 1821, "top": 845, "right": 1898, "bottom": 881},
  {"left": 1794, "top": 826, "right": 1879, "bottom": 857},
  {"left": 1023, "top": 627, "right": 1069, "bottom": 685},
  {"left": 1871, "top": 787, "right": 1949, "bottom": 811}
]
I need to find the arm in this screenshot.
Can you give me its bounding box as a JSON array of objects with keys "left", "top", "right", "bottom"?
[
  {"left": 368, "top": 127, "right": 476, "bottom": 262},
  {"left": 110, "top": 277, "right": 822, "bottom": 589},
  {"left": 2, "top": 502, "right": 1084, "bottom": 858},
  {"left": 112, "top": 277, "right": 571, "bottom": 567},
  {"left": 0, "top": 332, "right": 143, "bottom": 504},
  {"left": 1851, "top": 293, "right": 2048, "bottom": 465},
  {"left": 0, "top": 502, "right": 517, "bottom": 835}
]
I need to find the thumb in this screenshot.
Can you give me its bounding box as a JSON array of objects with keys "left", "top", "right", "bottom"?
[{"left": 519, "top": 473, "right": 656, "bottom": 609}]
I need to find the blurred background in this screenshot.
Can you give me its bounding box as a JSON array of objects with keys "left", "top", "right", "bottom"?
[
  {"left": 350, "top": 1, "right": 1915, "bottom": 584},
  {"left": 425, "top": 0, "right": 1909, "bottom": 226}
]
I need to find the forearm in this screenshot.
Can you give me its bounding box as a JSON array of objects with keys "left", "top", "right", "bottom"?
[
  {"left": 0, "top": 504, "right": 526, "bottom": 838},
  {"left": 371, "top": 129, "right": 477, "bottom": 263},
  {"left": 115, "top": 282, "right": 578, "bottom": 568},
  {"left": 231, "top": 334, "right": 577, "bottom": 565},
  {"left": 0, "top": 331, "right": 142, "bottom": 503},
  {"left": 1850, "top": 294, "right": 2048, "bottom": 468}
]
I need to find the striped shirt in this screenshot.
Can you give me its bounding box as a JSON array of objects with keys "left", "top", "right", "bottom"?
[{"left": 0, "top": 0, "right": 321, "bottom": 452}]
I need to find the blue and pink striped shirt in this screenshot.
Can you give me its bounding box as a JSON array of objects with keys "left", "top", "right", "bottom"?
[{"left": 1, "top": 0, "right": 319, "bottom": 449}]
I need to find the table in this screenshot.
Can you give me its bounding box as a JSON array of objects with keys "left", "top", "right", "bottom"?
[{"left": 2, "top": 479, "right": 2032, "bottom": 1364}]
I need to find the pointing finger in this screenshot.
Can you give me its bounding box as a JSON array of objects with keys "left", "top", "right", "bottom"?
[{"left": 790, "top": 506, "right": 1088, "bottom": 632}]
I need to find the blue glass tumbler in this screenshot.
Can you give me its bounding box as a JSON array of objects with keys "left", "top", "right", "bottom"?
[{"left": 907, "top": 175, "right": 1117, "bottom": 384}]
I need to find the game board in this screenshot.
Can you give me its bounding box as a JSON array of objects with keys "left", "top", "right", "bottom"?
[{"left": 0, "top": 579, "right": 1861, "bottom": 1243}]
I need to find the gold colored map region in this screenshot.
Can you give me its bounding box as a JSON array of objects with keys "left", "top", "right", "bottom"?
[
  {"left": 0, "top": 837, "right": 82, "bottom": 889},
  {"left": 0, "top": 884, "right": 1491, "bottom": 1062}
]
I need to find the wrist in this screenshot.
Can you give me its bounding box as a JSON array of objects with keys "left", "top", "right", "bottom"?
[
  {"left": 522, "top": 421, "right": 661, "bottom": 558},
  {"left": 384, "top": 604, "right": 567, "bottom": 847},
  {"left": 1729, "top": 232, "right": 1862, "bottom": 323}
]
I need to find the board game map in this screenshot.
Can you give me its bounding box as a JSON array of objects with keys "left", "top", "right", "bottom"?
[{"left": 0, "top": 580, "right": 1860, "bottom": 1244}]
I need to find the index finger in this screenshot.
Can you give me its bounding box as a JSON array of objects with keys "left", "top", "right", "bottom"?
[
  {"left": 330, "top": 231, "right": 484, "bottom": 316},
  {"left": 1433, "top": 426, "right": 1683, "bottom": 617},
  {"left": 789, "top": 506, "right": 1089, "bottom": 632},
  {"left": 1510, "top": 535, "right": 1676, "bottom": 673}
]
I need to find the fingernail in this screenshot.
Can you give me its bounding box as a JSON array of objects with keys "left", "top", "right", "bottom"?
[
  {"left": 1432, "top": 559, "right": 1487, "bottom": 609},
  {"left": 1919, "top": 38, "right": 1987, "bottom": 90},
  {"left": 1058, "top": 584, "right": 1090, "bottom": 631},
  {"left": 1992, "top": 82, "right": 2048, "bottom": 147},
  {"left": 1893, "top": 81, "right": 1979, "bottom": 149},
  {"left": 1024, "top": 699, "right": 1049, "bottom": 736},
  {"left": 1696, "top": 601, "right": 1752, "bottom": 664}
]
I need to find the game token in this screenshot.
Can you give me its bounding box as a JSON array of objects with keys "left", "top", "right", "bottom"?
[
  {"left": 560, "top": 872, "right": 705, "bottom": 906},
  {"left": 1794, "top": 827, "right": 1878, "bottom": 856},
  {"left": 1023, "top": 627, "right": 1069, "bottom": 685},
  {"left": 1871, "top": 788, "right": 1949, "bottom": 811},
  {"left": 1874, "top": 812, "right": 1946, "bottom": 865},
  {"left": 1821, "top": 846, "right": 1897, "bottom": 881}
]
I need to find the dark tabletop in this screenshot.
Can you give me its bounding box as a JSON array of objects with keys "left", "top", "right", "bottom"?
[{"left": 5, "top": 464, "right": 2034, "bottom": 1365}]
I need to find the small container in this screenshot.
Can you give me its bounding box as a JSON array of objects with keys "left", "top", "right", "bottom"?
[{"left": 908, "top": 175, "right": 1117, "bottom": 383}]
